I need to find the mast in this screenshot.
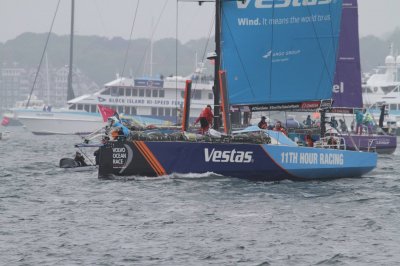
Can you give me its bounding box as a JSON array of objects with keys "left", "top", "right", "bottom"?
[
  {"left": 213, "top": 0, "right": 221, "bottom": 129},
  {"left": 150, "top": 19, "right": 154, "bottom": 77},
  {"left": 67, "top": 0, "right": 75, "bottom": 101},
  {"left": 45, "top": 52, "right": 50, "bottom": 104}
]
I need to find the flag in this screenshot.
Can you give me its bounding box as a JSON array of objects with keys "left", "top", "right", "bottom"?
[
  {"left": 1, "top": 117, "right": 10, "bottom": 126},
  {"left": 98, "top": 105, "right": 117, "bottom": 122}
]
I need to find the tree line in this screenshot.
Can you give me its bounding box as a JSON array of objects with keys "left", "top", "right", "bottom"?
[{"left": 0, "top": 28, "right": 399, "bottom": 86}]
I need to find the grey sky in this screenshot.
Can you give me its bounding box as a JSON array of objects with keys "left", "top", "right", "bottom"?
[{"left": 0, "top": 0, "right": 399, "bottom": 43}]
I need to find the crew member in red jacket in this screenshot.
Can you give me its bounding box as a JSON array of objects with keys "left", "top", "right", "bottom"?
[
  {"left": 194, "top": 105, "right": 214, "bottom": 134},
  {"left": 273, "top": 121, "right": 287, "bottom": 136}
]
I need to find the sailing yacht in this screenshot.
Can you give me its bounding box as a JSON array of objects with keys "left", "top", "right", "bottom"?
[
  {"left": 328, "top": 0, "right": 396, "bottom": 154},
  {"left": 97, "top": 0, "right": 377, "bottom": 181}
]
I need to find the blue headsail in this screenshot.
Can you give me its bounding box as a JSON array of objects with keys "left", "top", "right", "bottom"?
[{"left": 221, "top": 0, "right": 343, "bottom": 106}]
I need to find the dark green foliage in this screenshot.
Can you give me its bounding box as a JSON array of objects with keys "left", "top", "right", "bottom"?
[
  {"left": 2, "top": 30, "right": 399, "bottom": 85},
  {"left": 0, "top": 33, "right": 214, "bottom": 86}
]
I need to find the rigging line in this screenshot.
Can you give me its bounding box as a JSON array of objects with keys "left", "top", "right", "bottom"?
[
  {"left": 221, "top": 6, "right": 255, "bottom": 98},
  {"left": 305, "top": 3, "right": 337, "bottom": 98},
  {"left": 200, "top": 13, "right": 215, "bottom": 64},
  {"left": 191, "top": 9, "right": 215, "bottom": 97},
  {"left": 175, "top": 0, "right": 179, "bottom": 124},
  {"left": 268, "top": 3, "right": 276, "bottom": 99},
  {"left": 26, "top": 0, "right": 61, "bottom": 108},
  {"left": 93, "top": 0, "right": 109, "bottom": 37},
  {"left": 328, "top": 1, "right": 344, "bottom": 106},
  {"left": 134, "top": 0, "right": 170, "bottom": 75},
  {"left": 121, "top": 0, "right": 140, "bottom": 78}
]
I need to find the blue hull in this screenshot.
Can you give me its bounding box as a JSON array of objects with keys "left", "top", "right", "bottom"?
[{"left": 98, "top": 141, "right": 377, "bottom": 181}]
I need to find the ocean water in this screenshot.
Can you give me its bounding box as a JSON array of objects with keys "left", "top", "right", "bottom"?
[{"left": 1, "top": 127, "right": 399, "bottom": 265}]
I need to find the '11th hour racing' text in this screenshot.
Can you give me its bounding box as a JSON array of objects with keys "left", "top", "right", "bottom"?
[{"left": 281, "top": 152, "right": 344, "bottom": 165}]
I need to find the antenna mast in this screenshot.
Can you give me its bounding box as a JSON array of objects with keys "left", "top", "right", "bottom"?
[{"left": 67, "top": 0, "right": 75, "bottom": 101}]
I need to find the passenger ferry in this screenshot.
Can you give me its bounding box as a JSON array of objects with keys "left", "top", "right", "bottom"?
[{"left": 16, "top": 66, "right": 214, "bottom": 135}]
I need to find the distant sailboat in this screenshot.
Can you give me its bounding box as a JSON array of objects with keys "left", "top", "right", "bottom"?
[
  {"left": 97, "top": 0, "right": 377, "bottom": 181},
  {"left": 15, "top": 0, "right": 107, "bottom": 135},
  {"left": 330, "top": 0, "right": 397, "bottom": 154},
  {"left": 15, "top": 0, "right": 207, "bottom": 135}
]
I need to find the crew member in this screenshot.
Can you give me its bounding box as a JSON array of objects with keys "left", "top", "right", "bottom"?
[
  {"left": 363, "top": 112, "right": 374, "bottom": 134},
  {"left": 108, "top": 116, "right": 130, "bottom": 139},
  {"left": 304, "top": 115, "right": 312, "bottom": 127},
  {"left": 273, "top": 121, "right": 287, "bottom": 136},
  {"left": 74, "top": 151, "right": 87, "bottom": 166},
  {"left": 305, "top": 131, "right": 314, "bottom": 147},
  {"left": 355, "top": 110, "right": 364, "bottom": 135},
  {"left": 93, "top": 150, "right": 99, "bottom": 165},
  {"left": 258, "top": 116, "right": 268, "bottom": 129},
  {"left": 327, "top": 136, "right": 338, "bottom": 149},
  {"left": 330, "top": 116, "right": 338, "bottom": 129},
  {"left": 194, "top": 105, "right": 214, "bottom": 134}
]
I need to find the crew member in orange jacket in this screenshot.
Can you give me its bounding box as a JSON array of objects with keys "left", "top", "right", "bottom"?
[{"left": 194, "top": 105, "right": 214, "bottom": 134}]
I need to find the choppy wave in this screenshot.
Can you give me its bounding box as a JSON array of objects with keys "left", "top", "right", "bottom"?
[{"left": 0, "top": 127, "right": 399, "bottom": 265}]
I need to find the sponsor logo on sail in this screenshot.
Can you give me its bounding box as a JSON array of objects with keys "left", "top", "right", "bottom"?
[
  {"left": 237, "top": 0, "right": 333, "bottom": 9},
  {"left": 332, "top": 82, "right": 344, "bottom": 93}
]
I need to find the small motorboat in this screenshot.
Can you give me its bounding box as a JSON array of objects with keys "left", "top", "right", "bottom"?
[
  {"left": 0, "top": 131, "right": 10, "bottom": 141},
  {"left": 59, "top": 158, "right": 97, "bottom": 172}
]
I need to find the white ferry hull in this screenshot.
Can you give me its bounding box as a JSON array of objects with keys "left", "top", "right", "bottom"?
[{"left": 18, "top": 113, "right": 104, "bottom": 135}]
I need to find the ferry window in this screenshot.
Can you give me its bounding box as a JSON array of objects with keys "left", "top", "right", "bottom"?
[
  {"left": 208, "top": 93, "right": 213, "bottom": 100},
  {"left": 119, "top": 88, "right": 124, "bottom": 96},
  {"left": 131, "top": 107, "right": 137, "bottom": 115},
  {"left": 382, "top": 86, "right": 394, "bottom": 94},
  {"left": 139, "top": 89, "right": 145, "bottom": 97},
  {"left": 146, "top": 89, "right": 151, "bottom": 97},
  {"left": 132, "top": 89, "right": 138, "bottom": 96},
  {"left": 159, "top": 90, "right": 165, "bottom": 98},
  {"left": 69, "top": 104, "right": 76, "bottom": 110},
  {"left": 124, "top": 106, "right": 131, "bottom": 115},
  {"left": 111, "top": 88, "right": 119, "bottom": 96},
  {"left": 126, "top": 88, "right": 132, "bottom": 96},
  {"left": 151, "top": 107, "right": 157, "bottom": 115},
  {"left": 152, "top": 90, "right": 158, "bottom": 97},
  {"left": 165, "top": 108, "right": 171, "bottom": 116},
  {"left": 158, "top": 107, "right": 164, "bottom": 116},
  {"left": 77, "top": 104, "right": 83, "bottom": 110},
  {"left": 101, "top": 88, "right": 110, "bottom": 95},
  {"left": 118, "top": 106, "right": 124, "bottom": 114},
  {"left": 90, "top": 105, "right": 96, "bottom": 113},
  {"left": 84, "top": 105, "right": 90, "bottom": 112},
  {"left": 390, "top": 104, "right": 397, "bottom": 111},
  {"left": 172, "top": 108, "right": 177, "bottom": 117},
  {"left": 193, "top": 90, "right": 202, "bottom": 100}
]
